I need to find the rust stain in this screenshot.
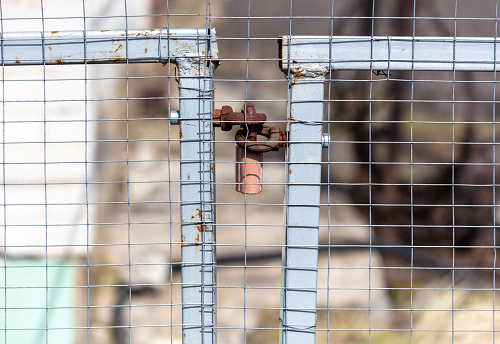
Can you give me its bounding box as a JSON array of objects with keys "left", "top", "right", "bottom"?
[
  {"left": 181, "top": 235, "right": 185, "bottom": 242},
  {"left": 114, "top": 44, "right": 123, "bottom": 53},
  {"left": 48, "top": 46, "right": 52, "bottom": 51},
  {"left": 196, "top": 224, "right": 207, "bottom": 232},
  {"left": 101, "top": 30, "right": 109, "bottom": 33},
  {"left": 51, "top": 31, "right": 59, "bottom": 35},
  {"left": 289, "top": 169, "right": 292, "bottom": 175},
  {"left": 14, "top": 59, "right": 20, "bottom": 64},
  {"left": 111, "top": 56, "right": 124, "bottom": 63},
  {"left": 55, "top": 59, "right": 64, "bottom": 65},
  {"left": 196, "top": 233, "right": 200, "bottom": 242},
  {"left": 120, "top": 33, "right": 125, "bottom": 37},
  {"left": 190, "top": 208, "right": 202, "bottom": 222},
  {"left": 187, "top": 173, "right": 191, "bottom": 180},
  {"left": 179, "top": 129, "right": 183, "bottom": 139},
  {"left": 144, "top": 48, "right": 148, "bottom": 54}
]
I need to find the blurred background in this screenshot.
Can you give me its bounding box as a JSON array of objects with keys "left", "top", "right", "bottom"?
[{"left": 1, "top": 0, "right": 500, "bottom": 343}]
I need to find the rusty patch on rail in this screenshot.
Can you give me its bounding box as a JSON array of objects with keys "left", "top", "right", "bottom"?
[
  {"left": 114, "top": 44, "right": 123, "bottom": 53},
  {"left": 196, "top": 224, "right": 207, "bottom": 232},
  {"left": 55, "top": 59, "right": 64, "bottom": 65},
  {"left": 190, "top": 209, "right": 202, "bottom": 222}
]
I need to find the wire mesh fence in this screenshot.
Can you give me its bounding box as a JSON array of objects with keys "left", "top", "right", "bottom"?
[{"left": 1, "top": 0, "right": 500, "bottom": 343}]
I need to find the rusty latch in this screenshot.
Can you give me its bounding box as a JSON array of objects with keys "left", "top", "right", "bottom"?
[
  {"left": 213, "top": 102, "right": 287, "bottom": 194},
  {"left": 213, "top": 102, "right": 287, "bottom": 153}
]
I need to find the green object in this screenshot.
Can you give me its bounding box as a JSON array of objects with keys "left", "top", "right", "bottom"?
[{"left": 0, "top": 257, "right": 75, "bottom": 344}]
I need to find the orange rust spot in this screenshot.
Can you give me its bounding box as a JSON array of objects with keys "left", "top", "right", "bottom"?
[
  {"left": 187, "top": 173, "right": 191, "bottom": 180},
  {"left": 114, "top": 44, "right": 123, "bottom": 53},
  {"left": 289, "top": 169, "right": 292, "bottom": 175},
  {"left": 120, "top": 33, "right": 125, "bottom": 36},
  {"left": 190, "top": 208, "right": 202, "bottom": 222},
  {"left": 179, "top": 129, "right": 183, "bottom": 139},
  {"left": 55, "top": 59, "right": 64, "bottom": 65},
  {"left": 48, "top": 46, "right": 52, "bottom": 50},
  {"left": 101, "top": 30, "right": 109, "bottom": 32},
  {"left": 144, "top": 48, "right": 148, "bottom": 54},
  {"left": 181, "top": 235, "right": 186, "bottom": 242},
  {"left": 196, "top": 224, "right": 207, "bottom": 232},
  {"left": 14, "top": 59, "right": 20, "bottom": 64},
  {"left": 51, "top": 31, "right": 59, "bottom": 35}
]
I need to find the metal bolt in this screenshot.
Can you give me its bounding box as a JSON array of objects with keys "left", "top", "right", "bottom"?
[
  {"left": 322, "top": 133, "right": 330, "bottom": 148},
  {"left": 169, "top": 109, "right": 180, "bottom": 125}
]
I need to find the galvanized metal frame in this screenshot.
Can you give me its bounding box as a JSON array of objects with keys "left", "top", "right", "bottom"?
[
  {"left": 281, "top": 36, "right": 500, "bottom": 72},
  {"left": 0, "top": 27, "right": 219, "bottom": 343},
  {"left": 279, "top": 34, "right": 500, "bottom": 344},
  {"left": 0, "top": 28, "right": 218, "bottom": 66},
  {"left": 177, "top": 52, "right": 218, "bottom": 344}
]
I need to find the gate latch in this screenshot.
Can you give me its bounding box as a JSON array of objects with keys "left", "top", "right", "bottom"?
[{"left": 213, "top": 102, "right": 287, "bottom": 194}]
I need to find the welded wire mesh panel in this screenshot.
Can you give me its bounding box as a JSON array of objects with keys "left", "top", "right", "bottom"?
[{"left": 3, "top": 0, "right": 500, "bottom": 344}]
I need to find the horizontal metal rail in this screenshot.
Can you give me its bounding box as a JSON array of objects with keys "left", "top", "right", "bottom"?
[
  {"left": 0, "top": 28, "right": 218, "bottom": 65},
  {"left": 281, "top": 35, "right": 500, "bottom": 72}
]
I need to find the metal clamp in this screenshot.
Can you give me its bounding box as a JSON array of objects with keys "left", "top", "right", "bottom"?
[{"left": 213, "top": 102, "right": 287, "bottom": 153}]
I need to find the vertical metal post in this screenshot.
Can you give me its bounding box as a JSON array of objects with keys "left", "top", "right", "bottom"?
[
  {"left": 280, "top": 74, "right": 326, "bottom": 343},
  {"left": 177, "top": 55, "right": 216, "bottom": 343}
]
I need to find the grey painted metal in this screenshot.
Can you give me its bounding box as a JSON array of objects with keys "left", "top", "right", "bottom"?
[
  {"left": 281, "top": 35, "right": 500, "bottom": 72},
  {"left": 2, "top": 26, "right": 219, "bottom": 342},
  {"left": 0, "top": 28, "right": 218, "bottom": 65},
  {"left": 278, "top": 33, "right": 498, "bottom": 343},
  {"left": 280, "top": 55, "right": 328, "bottom": 342},
  {"left": 177, "top": 53, "right": 217, "bottom": 342}
]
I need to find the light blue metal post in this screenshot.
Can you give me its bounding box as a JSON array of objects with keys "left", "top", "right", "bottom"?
[{"left": 177, "top": 31, "right": 218, "bottom": 344}]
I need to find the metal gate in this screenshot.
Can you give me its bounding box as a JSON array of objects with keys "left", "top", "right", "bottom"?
[{"left": 1, "top": 1, "right": 500, "bottom": 343}]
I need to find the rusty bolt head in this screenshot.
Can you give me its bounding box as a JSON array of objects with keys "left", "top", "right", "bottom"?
[
  {"left": 212, "top": 108, "right": 222, "bottom": 127},
  {"left": 221, "top": 105, "right": 233, "bottom": 115},
  {"left": 242, "top": 102, "right": 256, "bottom": 116},
  {"left": 279, "top": 131, "right": 287, "bottom": 147}
]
